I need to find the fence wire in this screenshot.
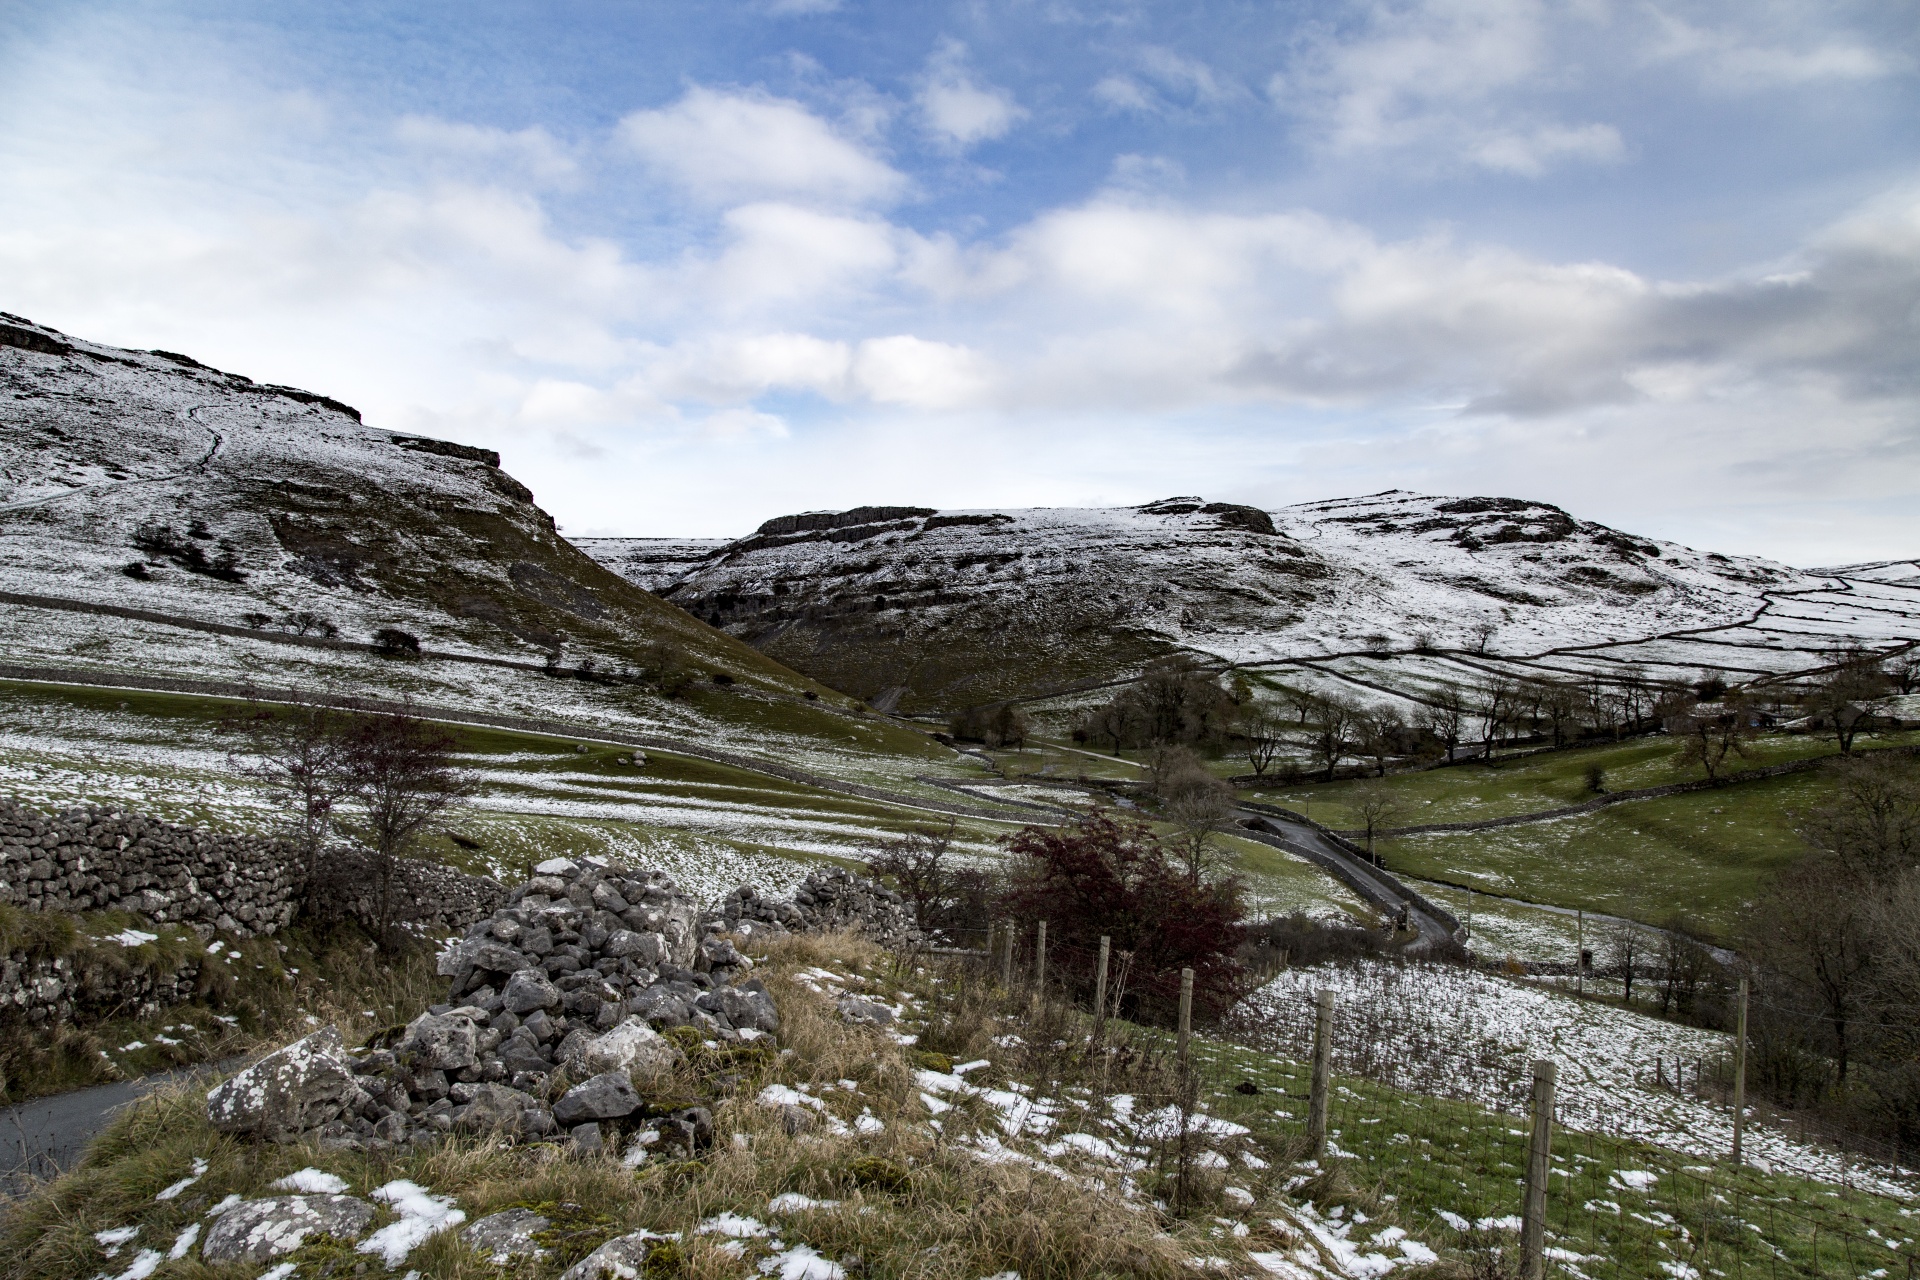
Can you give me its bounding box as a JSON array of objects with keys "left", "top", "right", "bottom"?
[{"left": 1237, "top": 991, "right": 1920, "bottom": 1280}]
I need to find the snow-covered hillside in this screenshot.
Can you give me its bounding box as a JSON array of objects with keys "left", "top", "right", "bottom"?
[
  {"left": 0, "top": 314, "right": 1007, "bottom": 803},
  {"left": 580, "top": 492, "right": 1879, "bottom": 710},
  {"left": 0, "top": 312, "right": 826, "bottom": 689}
]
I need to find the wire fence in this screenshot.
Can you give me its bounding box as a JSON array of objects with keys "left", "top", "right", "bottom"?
[
  {"left": 944, "top": 928, "right": 1920, "bottom": 1280},
  {"left": 1241, "top": 990, "right": 1920, "bottom": 1280}
]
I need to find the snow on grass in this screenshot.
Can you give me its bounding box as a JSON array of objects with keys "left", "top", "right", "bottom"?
[
  {"left": 1233, "top": 960, "right": 1918, "bottom": 1196},
  {"left": 357, "top": 1180, "right": 464, "bottom": 1266},
  {"left": 269, "top": 1169, "right": 348, "bottom": 1194}
]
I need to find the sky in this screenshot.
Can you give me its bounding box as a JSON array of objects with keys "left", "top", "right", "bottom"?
[{"left": 0, "top": 1, "right": 1915, "bottom": 563}]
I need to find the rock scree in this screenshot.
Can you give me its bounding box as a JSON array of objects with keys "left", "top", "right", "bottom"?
[{"left": 203, "top": 857, "right": 916, "bottom": 1154}]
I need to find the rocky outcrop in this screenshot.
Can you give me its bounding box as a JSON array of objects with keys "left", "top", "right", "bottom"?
[{"left": 0, "top": 798, "right": 299, "bottom": 937}]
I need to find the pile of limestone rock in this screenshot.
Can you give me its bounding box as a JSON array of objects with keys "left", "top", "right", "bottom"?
[
  {"left": 205, "top": 857, "right": 912, "bottom": 1158},
  {"left": 714, "top": 865, "right": 918, "bottom": 947}
]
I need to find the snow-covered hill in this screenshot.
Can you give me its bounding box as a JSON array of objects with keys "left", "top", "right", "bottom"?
[
  {"left": 0, "top": 311, "right": 804, "bottom": 681},
  {"left": 580, "top": 493, "right": 1883, "bottom": 710}
]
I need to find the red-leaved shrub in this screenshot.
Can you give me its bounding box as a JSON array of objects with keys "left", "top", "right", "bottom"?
[{"left": 1000, "top": 811, "right": 1249, "bottom": 1025}]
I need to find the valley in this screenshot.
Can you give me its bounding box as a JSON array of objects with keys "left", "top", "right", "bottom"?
[{"left": 2, "top": 314, "right": 1917, "bottom": 1280}]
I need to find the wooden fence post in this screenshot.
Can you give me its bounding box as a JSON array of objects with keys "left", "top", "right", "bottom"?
[
  {"left": 1733, "top": 977, "right": 1749, "bottom": 1164},
  {"left": 1034, "top": 920, "right": 1047, "bottom": 993},
  {"left": 1576, "top": 909, "right": 1585, "bottom": 997},
  {"left": 1177, "top": 968, "right": 1194, "bottom": 1065},
  {"left": 1308, "top": 990, "right": 1333, "bottom": 1156},
  {"left": 1094, "top": 936, "right": 1111, "bottom": 1032},
  {"left": 1000, "top": 919, "right": 1014, "bottom": 988},
  {"left": 1521, "top": 1059, "right": 1557, "bottom": 1280}
]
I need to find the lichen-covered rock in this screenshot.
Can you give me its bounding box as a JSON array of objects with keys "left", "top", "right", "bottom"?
[
  {"left": 837, "top": 996, "right": 896, "bottom": 1027},
  {"left": 460, "top": 1208, "right": 551, "bottom": 1265},
  {"left": 559, "top": 1230, "right": 677, "bottom": 1280},
  {"left": 559, "top": 1017, "right": 682, "bottom": 1083},
  {"left": 396, "top": 1008, "right": 483, "bottom": 1071},
  {"left": 200, "top": 1194, "right": 375, "bottom": 1264},
  {"left": 698, "top": 982, "right": 780, "bottom": 1034},
  {"left": 502, "top": 968, "right": 561, "bottom": 1015},
  {"left": 552, "top": 1071, "right": 641, "bottom": 1125},
  {"left": 206, "top": 1028, "right": 362, "bottom": 1142}
]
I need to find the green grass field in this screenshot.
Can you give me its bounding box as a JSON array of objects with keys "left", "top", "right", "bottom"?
[
  {"left": 1240, "top": 731, "right": 1919, "bottom": 829},
  {"left": 1231, "top": 732, "right": 1920, "bottom": 937}
]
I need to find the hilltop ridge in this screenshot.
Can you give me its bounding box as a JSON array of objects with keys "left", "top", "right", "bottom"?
[{"left": 581, "top": 490, "right": 1833, "bottom": 710}]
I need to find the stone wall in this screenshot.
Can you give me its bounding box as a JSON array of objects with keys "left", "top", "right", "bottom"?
[
  {"left": 0, "top": 946, "right": 204, "bottom": 1028},
  {"left": 0, "top": 797, "right": 301, "bottom": 938}
]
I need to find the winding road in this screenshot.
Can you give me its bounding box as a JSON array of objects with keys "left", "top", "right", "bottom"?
[{"left": 1233, "top": 805, "right": 1461, "bottom": 950}]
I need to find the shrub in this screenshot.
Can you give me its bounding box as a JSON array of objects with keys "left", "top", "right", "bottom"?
[
  {"left": 999, "top": 811, "right": 1248, "bottom": 1024},
  {"left": 371, "top": 627, "right": 421, "bottom": 658}
]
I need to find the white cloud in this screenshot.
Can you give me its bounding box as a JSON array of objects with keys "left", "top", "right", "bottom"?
[
  {"left": 1094, "top": 47, "right": 1240, "bottom": 116},
  {"left": 616, "top": 86, "right": 905, "bottom": 205},
  {"left": 394, "top": 116, "right": 575, "bottom": 182},
  {"left": 1646, "top": 9, "right": 1899, "bottom": 90},
  {"left": 851, "top": 335, "right": 990, "bottom": 408},
  {"left": 1465, "top": 122, "right": 1624, "bottom": 175},
  {"left": 1275, "top": 0, "right": 1624, "bottom": 175},
  {"left": 916, "top": 40, "right": 1026, "bottom": 150}
]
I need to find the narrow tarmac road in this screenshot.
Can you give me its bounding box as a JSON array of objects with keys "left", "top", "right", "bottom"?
[
  {"left": 1236, "top": 807, "right": 1459, "bottom": 950},
  {"left": 1, "top": 1058, "right": 238, "bottom": 1200}
]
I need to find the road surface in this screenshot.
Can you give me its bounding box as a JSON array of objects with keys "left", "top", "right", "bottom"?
[{"left": 1235, "top": 806, "right": 1461, "bottom": 950}]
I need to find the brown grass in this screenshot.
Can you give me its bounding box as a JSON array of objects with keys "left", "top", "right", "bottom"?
[{"left": 3, "top": 930, "right": 1329, "bottom": 1279}]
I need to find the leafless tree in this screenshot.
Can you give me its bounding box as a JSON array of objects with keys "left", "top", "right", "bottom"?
[
  {"left": 1885, "top": 647, "right": 1920, "bottom": 695},
  {"left": 229, "top": 699, "right": 357, "bottom": 894},
  {"left": 1348, "top": 782, "right": 1406, "bottom": 864},
  {"left": 335, "top": 712, "right": 476, "bottom": 950},
  {"left": 1535, "top": 679, "right": 1586, "bottom": 747},
  {"left": 1605, "top": 919, "right": 1653, "bottom": 1003},
  {"left": 1475, "top": 676, "right": 1519, "bottom": 749},
  {"left": 1238, "top": 701, "right": 1286, "bottom": 778},
  {"left": 1301, "top": 692, "right": 1359, "bottom": 782},
  {"left": 1748, "top": 855, "right": 1878, "bottom": 1082},
  {"left": 1354, "top": 704, "right": 1405, "bottom": 777},
  {"left": 1797, "top": 754, "right": 1920, "bottom": 878},
  {"left": 1417, "top": 687, "right": 1469, "bottom": 761},
  {"left": 1802, "top": 645, "right": 1893, "bottom": 754},
  {"left": 1665, "top": 688, "right": 1759, "bottom": 783},
  {"left": 1148, "top": 745, "right": 1239, "bottom": 885}
]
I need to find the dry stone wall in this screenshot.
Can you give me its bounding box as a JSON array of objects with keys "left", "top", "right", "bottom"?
[
  {"left": 0, "top": 797, "right": 300, "bottom": 937},
  {"left": 0, "top": 947, "right": 205, "bottom": 1027}
]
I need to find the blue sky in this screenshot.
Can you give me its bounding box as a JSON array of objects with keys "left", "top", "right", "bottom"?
[{"left": 1, "top": 1, "right": 1915, "bottom": 561}]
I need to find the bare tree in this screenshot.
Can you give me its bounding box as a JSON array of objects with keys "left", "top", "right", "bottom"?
[
  {"left": 1348, "top": 782, "right": 1406, "bottom": 864},
  {"left": 1748, "top": 855, "right": 1878, "bottom": 1082},
  {"left": 1655, "top": 913, "right": 1717, "bottom": 1019},
  {"left": 1666, "top": 688, "right": 1759, "bottom": 783},
  {"left": 1417, "top": 687, "right": 1468, "bottom": 761},
  {"left": 336, "top": 712, "right": 476, "bottom": 950},
  {"left": 1148, "top": 745, "right": 1239, "bottom": 885},
  {"left": 1605, "top": 920, "right": 1652, "bottom": 1004},
  {"left": 1238, "top": 701, "right": 1286, "bottom": 778},
  {"left": 1802, "top": 646, "right": 1892, "bottom": 755},
  {"left": 1353, "top": 704, "right": 1405, "bottom": 777},
  {"left": 1475, "top": 676, "right": 1518, "bottom": 749},
  {"left": 1536, "top": 679, "right": 1586, "bottom": 747},
  {"left": 230, "top": 700, "right": 352, "bottom": 891},
  {"left": 1301, "top": 693, "right": 1359, "bottom": 782},
  {"left": 1797, "top": 754, "right": 1920, "bottom": 878},
  {"left": 1885, "top": 647, "right": 1920, "bottom": 696}
]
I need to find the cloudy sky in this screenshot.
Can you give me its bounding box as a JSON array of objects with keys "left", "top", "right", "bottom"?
[{"left": 1, "top": 2, "right": 1915, "bottom": 562}]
